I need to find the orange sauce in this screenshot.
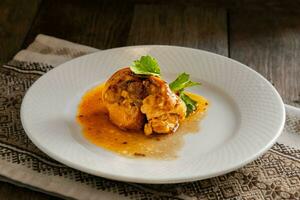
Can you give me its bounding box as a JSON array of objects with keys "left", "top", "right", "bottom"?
[{"left": 77, "top": 84, "right": 208, "bottom": 159}]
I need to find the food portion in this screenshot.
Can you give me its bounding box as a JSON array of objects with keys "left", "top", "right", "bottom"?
[
  {"left": 77, "top": 84, "right": 208, "bottom": 159},
  {"left": 141, "top": 76, "right": 186, "bottom": 135},
  {"left": 77, "top": 55, "right": 208, "bottom": 159},
  {"left": 102, "top": 68, "right": 186, "bottom": 135},
  {"left": 102, "top": 55, "right": 200, "bottom": 135},
  {"left": 102, "top": 68, "right": 146, "bottom": 130}
]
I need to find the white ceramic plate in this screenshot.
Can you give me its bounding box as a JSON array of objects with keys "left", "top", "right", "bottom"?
[{"left": 21, "top": 46, "right": 285, "bottom": 184}]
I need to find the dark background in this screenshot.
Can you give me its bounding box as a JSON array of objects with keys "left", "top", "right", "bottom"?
[{"left": 1, "top": 0, "right": 300, "bottom": 199}]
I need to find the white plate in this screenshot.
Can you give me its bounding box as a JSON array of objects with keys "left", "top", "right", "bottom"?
[{"left": 21, "top": 46, "right": 285, "bottom": 184}]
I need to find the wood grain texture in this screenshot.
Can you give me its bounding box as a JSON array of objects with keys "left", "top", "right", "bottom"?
[
  {"left": 132, "top": 0, "right": 300, "bottom": 13},
  {"left": 24, "top": 0, "right": 134, "bottom": 49},
  {"left": 127, "top": 5, "right": 228, "bottom": 56},
  {"left": 0, "top": 0, "right": 41, "bottom": 65},
  {"left": 229, "top": 11, "right": 300, "bottom": 106}
]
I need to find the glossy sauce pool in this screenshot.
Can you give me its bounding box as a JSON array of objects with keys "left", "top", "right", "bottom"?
[{"left": 77, "top": 84, "right": 208, "bottom": 159}]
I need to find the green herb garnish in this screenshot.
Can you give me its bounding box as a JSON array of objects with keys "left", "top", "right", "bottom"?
[
  {"left": 179, "top": 92, "right": 198, "bottom": 116},
  {"left": 130, "top": 55, "right": 161, "bottom": 77},
  {"left": 169, "top": 73, "right": 200, "bottom": 92},
  {"left": 169, "top": 73, "right": 201, "bottom": 116}
]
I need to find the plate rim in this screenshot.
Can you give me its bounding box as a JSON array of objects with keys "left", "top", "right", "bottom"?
[{"left": 20, "top": 45, "right": 286, "bottom": 184}]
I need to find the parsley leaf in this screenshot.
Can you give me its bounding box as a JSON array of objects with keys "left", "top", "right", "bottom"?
[
  {"left": 169, "top": 73, "right": 200, "bottom": 92},
  {"left": 179, "top": 92, "right": 198, "bottom": 116},
  {"left": 130, "top": 55, "right": 161, "bottom": 77},
  {"left": 169, "top": 73, "right": 201, "bottom": 116}
]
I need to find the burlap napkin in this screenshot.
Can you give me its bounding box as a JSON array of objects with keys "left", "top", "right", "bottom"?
[{"left": 1, "top": 34, "right": 299, "bottom": 200}]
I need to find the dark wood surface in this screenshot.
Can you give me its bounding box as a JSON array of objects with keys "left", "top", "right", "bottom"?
[
  {"left": 23, "top": 0, "right": 134, "bottom": 49},
  {"left": 230, "top": 11, "right": 300, "bottom": 106},
  {"left": 127, "top": 5, "right": 228, "bottom": 55},
  {"left": 0, "top": 0, "right": 41, "bottom": 66},
  {"left": 0, "top": 0, "right": 299, "bottom": 199}
]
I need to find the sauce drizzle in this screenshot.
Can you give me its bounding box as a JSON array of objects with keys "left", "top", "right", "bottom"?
[{"left": 77, "top": 84, "right": 208, "bottom": 159}]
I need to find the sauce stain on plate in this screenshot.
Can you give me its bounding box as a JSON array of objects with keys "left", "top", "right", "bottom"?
[{"left": 77, "top": 84, "right": 208, "bottom": 159}]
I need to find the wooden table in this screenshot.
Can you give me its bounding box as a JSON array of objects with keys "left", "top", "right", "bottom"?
[{"left": 0, "top": 0, "right": 299, "bottom": 199}]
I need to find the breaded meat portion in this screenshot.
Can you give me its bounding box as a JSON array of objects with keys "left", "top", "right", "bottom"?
[
  {"left": 102, "top": 68, "right": 146, "bottom": 130},
  {"left": 141, "top": 76, "right": 186, "bottom": 135},
  {"left": 102, "top": 68, "right": 186, "bottom": 135}
]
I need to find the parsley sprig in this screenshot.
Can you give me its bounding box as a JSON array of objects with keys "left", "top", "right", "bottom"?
[
  {"left": 169, "top": 73, "right": 201, "bottom": 116},
  {"left": 130, "top": 55, "right": 161, "bottom": 77}
]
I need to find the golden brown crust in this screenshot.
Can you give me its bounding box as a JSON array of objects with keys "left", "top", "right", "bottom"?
[
  {"left": 141, "top": 76, "right": 186, "bottom": 135},
  {"left": 102, "top": 67, "right": 146, "bottom": 130},
  {"left": 102, "top": 67, "right": 186, "bottom": 135}
]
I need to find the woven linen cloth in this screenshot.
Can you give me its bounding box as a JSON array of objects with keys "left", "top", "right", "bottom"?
[{"left": 0, "top": 34, "right": 300, "bottom": 200}]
